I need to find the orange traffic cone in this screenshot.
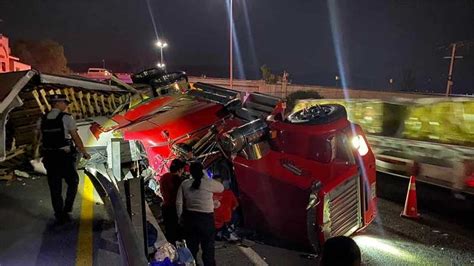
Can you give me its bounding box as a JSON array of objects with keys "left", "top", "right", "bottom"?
[{"left": 401, "top": 175, "right": 420, "bottom": 219}]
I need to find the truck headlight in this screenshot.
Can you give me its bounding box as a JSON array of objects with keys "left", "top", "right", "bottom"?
[{"left": 352, "top": 135, "right": 369, "bottom": 156}]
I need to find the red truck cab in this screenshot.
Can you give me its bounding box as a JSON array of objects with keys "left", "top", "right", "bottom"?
[{"left": 112, "top": 82, "right": 377, "bottom": 251}]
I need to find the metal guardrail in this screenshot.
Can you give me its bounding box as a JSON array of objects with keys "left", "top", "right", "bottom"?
[{"left": 84, "top": 167, "right": 148, "bottom": 266}]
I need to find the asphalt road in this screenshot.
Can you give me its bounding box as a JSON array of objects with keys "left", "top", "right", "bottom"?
[
  {"left": 1, "top": 171, "right": 473, "bottom": 265},
  {"left": 212, "top": 197, "right": 474, "bottom": 265},
  {"left": 213, "top": 173, "right": 474, "bottom": 265}
]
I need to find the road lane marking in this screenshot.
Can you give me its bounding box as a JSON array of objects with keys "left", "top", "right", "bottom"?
[
  {"left": 76, "top": 175, "right": 94, "bottom": 266},
  {"left": 238, "top": 246, "right": 269, "bottom": 266}
]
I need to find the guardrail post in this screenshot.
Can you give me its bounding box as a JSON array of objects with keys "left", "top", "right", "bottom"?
[{"left": 120, "top": 176, "right": 148, "bottom": 258}]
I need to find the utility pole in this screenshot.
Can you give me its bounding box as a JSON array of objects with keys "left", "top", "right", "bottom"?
[
  {"left": 282, "top": 70, "right": 289, "bottom": 97},
  {"left": 445, "top": 43, "right": 458, "bottom": 96},
  {"left": 442, "top": 41, "right": 470, "bottom": 96}
]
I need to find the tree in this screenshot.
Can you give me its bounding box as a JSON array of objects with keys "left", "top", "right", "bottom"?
[
  {"left": 400, "top": 69, "right": 416, "bottom": 91},
  {"left": 12, "top": 39, "right": 71, "bottom": 74},
  {"left": 260, "top": 64, "right": 278, "bottom": 84}
]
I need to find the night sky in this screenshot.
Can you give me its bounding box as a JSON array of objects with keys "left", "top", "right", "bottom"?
[{"left": 0, "top": 0, "right": 473, "bottom": 93}]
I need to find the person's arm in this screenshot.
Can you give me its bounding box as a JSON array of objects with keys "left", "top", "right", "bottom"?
[
  {"left": 208, "top": 179, "right": 224, "bottom": 193},
  {"left": 231, "top": 192, "right": 239, "bottom": 210},
  {"left": 64, "top": 115, "right": 90, "bottom": 159},
  {"left": 70, "top": 130, "right": 90, "bottom": 159},
  {"left": 176, "top": 183, "right": 184, "bottom": 220}
]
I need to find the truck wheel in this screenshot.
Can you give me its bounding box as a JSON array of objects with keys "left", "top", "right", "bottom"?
[
  {"left": 286, "top": 104, "right": 346, "bottom": 125},
  {"left": 131, "top": 68, "right": 166, "bottom": 84}
]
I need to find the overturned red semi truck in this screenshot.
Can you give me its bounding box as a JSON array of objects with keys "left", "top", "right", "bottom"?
[{"left": 98, "top": 82, "right": 377, "bottom": 251}]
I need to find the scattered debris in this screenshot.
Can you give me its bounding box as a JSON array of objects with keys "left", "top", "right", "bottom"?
[
  {"left": 0, "top": 173, "right": 13, "bottom": 181},
  {"left": 453, "top": 193, "right": 466, "bottom": 200},
  {"left": 14, "top": 170, "right": 30, "bottom": 178},
  {"left": 4, "top": 147, "right": 26, "bottom": 161},
  {"left": 0, "top": 167, "right": 9, "bottom": 176},
  {"left": 30, "top": 158, "right": 47, "bottom": 175},
  {"left": 300, "top": 253, "right": 318, "bottom": 260}
]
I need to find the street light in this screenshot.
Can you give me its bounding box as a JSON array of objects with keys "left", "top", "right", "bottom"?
[
  {"left": 155, "top": 40, "right": 168, "bottom": 69},
  {"left": 157, "top": 63, "right": 166, "bottom": 69}
]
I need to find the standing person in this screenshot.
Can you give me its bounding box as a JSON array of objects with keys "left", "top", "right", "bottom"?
[
  {"left": 159, "top": 158, "right": 186, "bottom": 244},
  {"left": 176, "top": 162, "right": 224, "bottom": 266},
  {"left": 36, "top": 94, "right": 90, "bottom": 224}
]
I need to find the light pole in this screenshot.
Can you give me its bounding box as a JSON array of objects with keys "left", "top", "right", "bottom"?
[
  {"left": 229, "top": 0, "right": 233, "bottom": 89},
  {"left": 156, "top": 40, "right": 168, "bottom": 69}
]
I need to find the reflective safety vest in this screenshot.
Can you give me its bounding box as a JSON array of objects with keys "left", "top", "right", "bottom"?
[{"left": 41, "top": 112, "right": 70, "bottom": 150}]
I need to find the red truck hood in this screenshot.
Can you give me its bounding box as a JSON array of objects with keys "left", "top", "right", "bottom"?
[
  {"left": 123, "top": 95, "right": 176, "bottom": 122},
  {"left": 119, "top": 95, "right": 226, "bottom": 146}
]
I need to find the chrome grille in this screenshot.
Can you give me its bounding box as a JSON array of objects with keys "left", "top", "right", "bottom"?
[{"left": 326, "top": 175, "right": 362, "bottom": 237}]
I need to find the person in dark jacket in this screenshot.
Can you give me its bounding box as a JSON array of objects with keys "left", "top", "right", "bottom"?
[
  {"left": 36, "top": 94, "right": 90, "bottom": 224},
  {"left": 159, "top": 158, "right": 186, "bottom": 244},
  {"left": 176, "top": 162, "right": 224, "bottom": 266}
]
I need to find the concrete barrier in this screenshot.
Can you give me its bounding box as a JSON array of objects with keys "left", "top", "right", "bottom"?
[{"left": 188, "top": 76, "right": 451, "bottom": 100}]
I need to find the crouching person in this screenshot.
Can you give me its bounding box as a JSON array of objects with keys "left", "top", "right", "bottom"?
[
  {"left": 176, "top": 162, "right": 224, "bottom": 266},
  {"left": 213, "top": 175, "right": 239, "bottom": 241}
]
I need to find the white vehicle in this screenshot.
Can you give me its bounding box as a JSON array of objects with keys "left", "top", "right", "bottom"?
[{"left": 87, "top": 68, "right": 112, "bottom": 77}]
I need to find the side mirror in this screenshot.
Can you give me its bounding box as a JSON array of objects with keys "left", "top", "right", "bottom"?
[{"left": 312, "top": 180, "right": 322, "bottom": 192}]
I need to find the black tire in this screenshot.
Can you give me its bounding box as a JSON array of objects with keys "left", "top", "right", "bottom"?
[
  {"left": 131, "top": 68, "right": 166, "bottom": 84},
  {"left": 286, "top": 104, "right": 347, "bottom": 125}
]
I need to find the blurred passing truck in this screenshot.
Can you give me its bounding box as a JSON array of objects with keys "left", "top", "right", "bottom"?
[
  {"left": 294, "top": 98, "right": 474, "bottom": 195},
  {"left": 95, "top": 79, "right": 377, "bottom": 251}
]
